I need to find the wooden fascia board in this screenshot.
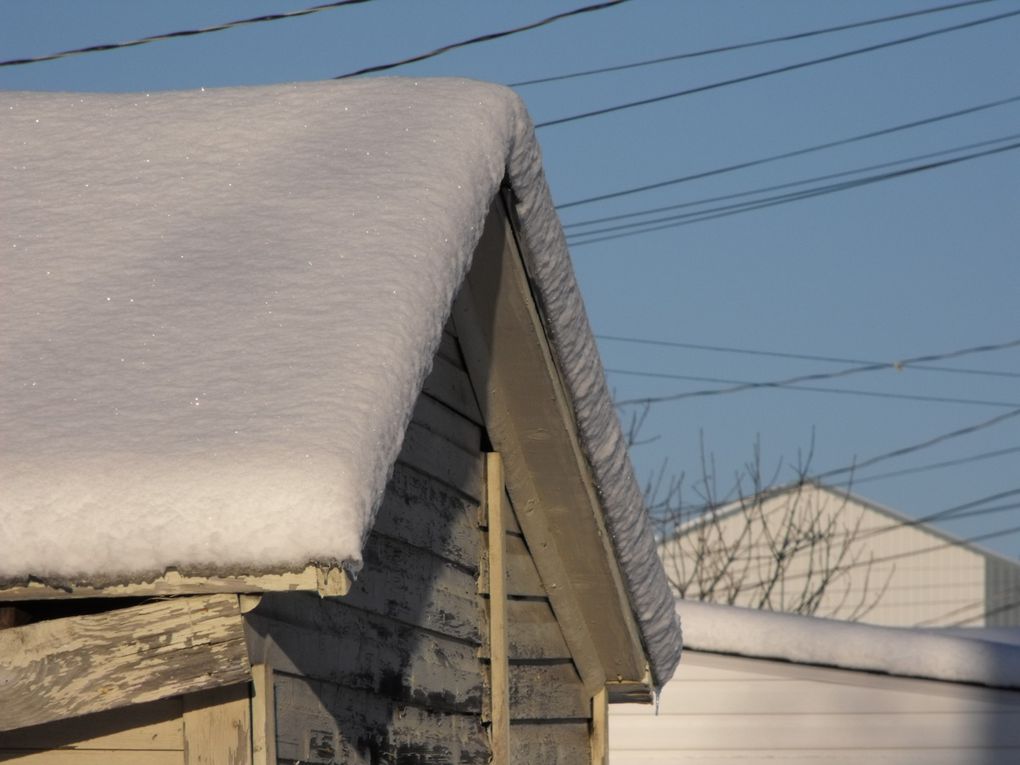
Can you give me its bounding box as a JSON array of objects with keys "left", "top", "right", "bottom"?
[
  {"left": 0, "top": 564, "right": 350, "bottom": 602},
  {"left": 452, "top": 194, "right": 648, "bottom": 691},
  {"left": 0, "top": 593, "right": 250, "bottom": 732}
]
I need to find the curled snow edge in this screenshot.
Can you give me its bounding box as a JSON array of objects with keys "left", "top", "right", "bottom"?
[{"left": 497, "top": 85, "right": 683, "bottom": 688}]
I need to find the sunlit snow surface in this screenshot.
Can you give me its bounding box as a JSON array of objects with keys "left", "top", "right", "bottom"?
[
  {"left": 680, "top": 600, "right": 1020, "bottom": 688},
  {"left": 0, "top": 79, "right": 680, "bottom": 684}
]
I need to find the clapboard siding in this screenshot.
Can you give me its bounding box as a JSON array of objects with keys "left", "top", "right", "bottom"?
[
  {"left": 511, "top": 722, "right": 591, "bottom": 765},
  {"left": 250, "top": 335, "right": 596, "bottom": 764},
  {"left": 274, "top": 673, "right": 489, "bottom": 765},
  {"left": 611, "top": 650, "right": 1020, "bottom": 764},
  {"left": 0, "top": 698, "right": 184, "bottom": 761},
  {"left": 245, "top": 607, "right": 483, "bottom": 714},
  {"left": 481, "top": 494, "right": 593, "bottom": 762},
  {"left": 371, "top": 462, "right": 481, "bottom": 574},
  {"left": 261, "top": 343, "right": 492, "bottom": 764}
]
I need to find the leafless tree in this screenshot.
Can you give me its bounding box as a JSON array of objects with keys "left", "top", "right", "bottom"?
[{"left": 626, "top": 411, "right": 892, "bottom": 621}]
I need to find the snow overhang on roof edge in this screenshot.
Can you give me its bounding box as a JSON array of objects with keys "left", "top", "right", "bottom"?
[
  {"left": 679, "top": 599, "right": 1020, "bottom": 689},
  {"left": 499, "top": 93, "right": 682, "bottom": 688}
]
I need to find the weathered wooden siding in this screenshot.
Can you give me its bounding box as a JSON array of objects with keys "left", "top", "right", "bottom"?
[
  {"left": 479, "top": 490, "right": 592, "bottom": 764},
  {"left": 247, "top": 328, "right": 593, "bottom": 764},
  {"left": 0, "top": 698, "right": 185, "bottom": 764},
  {"left": 610, "top": 650, "right": 1020, "bottom": 764},
  {"left": 249, "top": 331, "right": 488, "bottom": 765}
]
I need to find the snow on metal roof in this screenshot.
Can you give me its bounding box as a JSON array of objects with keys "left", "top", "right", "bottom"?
[{"left": 679, "top": 599, "right": 1020, "bottom": 688}]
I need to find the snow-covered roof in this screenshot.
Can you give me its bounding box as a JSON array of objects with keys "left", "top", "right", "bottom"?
[
  {"left": 0, "top": 78, "right": 680, "bottom": 684},
  {"left": 679, "top": 599, "right": 1020, "bottom": 689}
]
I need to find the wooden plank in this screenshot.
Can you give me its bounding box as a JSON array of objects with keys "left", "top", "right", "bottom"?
[
  {"left": 483, "top": 663, "right": 590, "bottom": 722},
  {"left": 0, "top": 751, "right": 183, "bottom": 764},
  {"left": 182, "top": 685, "right": 252, "bottom": 765},
  {"left": 487, "top": 453, "right": 511, "bottom": 765},
  {"left": 479, "top": 534, "right": 546, "bottom": 598},
  {"left": 478, "top": 487, "right": 523, "bottom": 535},
  {"left": 244, "top": 606, "right": 483, "bottom": 714},
  {"left": 0, "top": 564, "right": 349, "bottom": 601},
  {"left": 411, "top": 391, "right": 482, "bottom": 455},
  {"left": 371, "top": 462, "right": 481, "bottom": 573},
  {"left": 0, "top": 697, "right": 183, "bottom": 750},
  {"left": 397, "top": 419, "right": 483, "bottom": 502},
  {"left": 511, "top": 722, "right": 591, "bottom": 765},
  {"left": 453, "top": 197, "right": 646, "bottom": 693},
  {"left": 339, "top": 533, "right": 483, "bottom": 644},
  {"left": 0, "top": 594, "right": 250, "bottom": 732},
  {"left": 422, "top": 353, "right": 483, "bottom": 425},
  {"left": 591, "top": 687, "right": 608, "bottom": 765},
  {"left": 436, "top": 329, "right": 466, "bottom": 368},
  {"left": 478, "top": 599, "right": 574, "bottom": 660},
  {"left": 273, "top": 672, "right": 489, "bottom": 765},
  {"left": 251, "top": 664, "right": 277, "bottom": 765}
]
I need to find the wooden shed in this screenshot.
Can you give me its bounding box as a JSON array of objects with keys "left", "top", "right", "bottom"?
[
  {"left": 0, "top": 80, "right": 681, "bottom": 763},
  {"left": 612, "top": 600, "right": 1020, "bottom": 764}
]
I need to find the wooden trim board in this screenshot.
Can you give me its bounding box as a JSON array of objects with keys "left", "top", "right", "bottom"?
[
  {"left": 0, "top": 594, "right": 251, "bottom": 732},
  {"left": 0, "top": 564, "right": 350, "bottom": 602},
  {"left": 453, "top": 194, "right": 647, "bottom": 693},
  {"left": 487, "top": 453, "right": 511, "bottom": 764}
]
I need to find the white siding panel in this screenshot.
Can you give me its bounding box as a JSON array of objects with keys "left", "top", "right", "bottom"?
[{"left": 611, "top": 651, "right": 1020, "bottom": 764}]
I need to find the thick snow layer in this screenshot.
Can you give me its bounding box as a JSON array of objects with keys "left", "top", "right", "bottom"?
[
  {"left": 679, "top": 599, "right": 1020, "bottom": 688},
  {"left": 0, "top": 79, "right": 680, "bottom": 685}
]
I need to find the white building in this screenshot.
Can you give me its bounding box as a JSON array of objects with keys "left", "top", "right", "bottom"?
[
  {"left": 659, "top": 482, "right": 1020, "bottom": 627},
  {"left": 611, "top": 600, "right": 1020, "bottom": 765}
]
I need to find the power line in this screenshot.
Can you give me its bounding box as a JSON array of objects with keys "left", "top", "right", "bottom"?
[
  {"left": 564, "top": 131, "right": 1020, "bottom": 232},
  {"left": 813, "top": 408, "right": 1020, "bottom": 483},
  {"left": 0, "top": 0, "right": 376, "bottom": 68},
  {"left": 834, "top": 445, "right": 1020, "bottom": 486},
  {"left": 535, "top": 7, "right": 1020, "bottom": 129},
  {"left": 334, "top": 0, "right": 632, "bottom": 79},
  {"left": 614, "top": 336, "right": 1020, "bottom": 407},
  {"left": 511, "top": 0, "right": 1000, "bottom": 87},
  {"left": 607, "top": 367, "right": 1020, "bottom": 409},
  {"left": 565, "top": 131, "right": 1020, "bottom": 238},
  {"left": 596, "top": 334, "right": 1020, "bottom": 380},
  {"left": 555, "top": 92, "right": 1020, "bottom": 210},
  {"left": 568, "top": 139, "right": 1020, "bottom": 246}
]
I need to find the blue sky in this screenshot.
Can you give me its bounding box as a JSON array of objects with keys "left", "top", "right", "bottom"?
[{"left": 3, "top": 0, "right": 1019, "bottom": 559}]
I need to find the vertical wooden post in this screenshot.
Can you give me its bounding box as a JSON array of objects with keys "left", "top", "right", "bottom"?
[
  {"left": 590, "top": 686, "right": 609, "bottom": 765},
  {"left": 251, "top": 664, "right": 277, "bottom": 765},
  {"left": 487, "top": 452, "right": 511, "bottom": 764}
]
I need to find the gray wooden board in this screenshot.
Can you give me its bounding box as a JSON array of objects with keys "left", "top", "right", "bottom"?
[
  {"left": 340, "top": 533, "right": 483, "bottom": 645},
  {"left": 436, "top": 330, "right": 466, "bottom": 369},
  {"left": 422, "top": 353, "right": 483, "bottom": 426},
  {"left": 0, "top": 594, "right": 249, "bottom": 732},
  {"left": 0, "top": 697, "right": 183, "bottom": 751},
  {"left": 482, "top": 663, "right": 590, "bottom": 721},
  {"left": 372, "top": 462, "right": 481, "bottom": 574},
  {"left": 453, "top": 202, "right": 642, "bottom": 690},
  {"left": 411, "top": 393, "right": 481, "bottom": 455},
  {"left": 479, "top": 533, "right": 545, "bottom": 597},
  {"left": 397, "top": 420, "right": 482, "bottom": 503},
  {"left": 510, "top": 722, "right": 591, "bottom": 765},
  {"left": 478, "top": 599, "right": 572, "bottom": 661},
  {"left": 245, "top": 602, "right": 483, "bottom": 714},
  {"left": 273, "top": 672, "right": 489, "bottom": 765}
]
